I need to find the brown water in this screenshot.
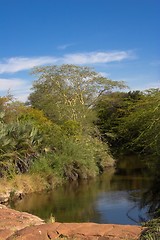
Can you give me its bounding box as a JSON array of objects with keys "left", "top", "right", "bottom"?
[{"left": 11, "top": 156, "right": 151, "bottom": 225}]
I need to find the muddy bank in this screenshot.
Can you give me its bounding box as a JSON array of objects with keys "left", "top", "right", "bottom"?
[{"left": 0, "top": 204, "right": 143, "bottom": 239}]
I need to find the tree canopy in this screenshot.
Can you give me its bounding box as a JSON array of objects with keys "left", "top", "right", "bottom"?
[
  {"left": 29, "top": 64, "right": 126, "bottom": 126},
  {"left": 95, "top": 88, "right": 160, "bottom": 157}
]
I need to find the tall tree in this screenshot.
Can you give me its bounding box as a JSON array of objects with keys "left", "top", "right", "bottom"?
[
  {"left": 95, "top": 88, "right": 160, "bottom": 156},
  {"left": 95, "top": 91, "right": 144, "bottom": 150},
  {"left": 29, "top": 65, "right": 126, "bottom": 127}
]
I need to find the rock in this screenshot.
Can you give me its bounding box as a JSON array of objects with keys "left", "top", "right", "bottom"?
[
  {"left": 0, "top": 192, "right": 10, "bottom": 203},
  {"left": 0, "top": 204, "right": 44, "bottom": 239},
  {"left": 7, "top": 222, "right": 143, "bottom": 240},
  {"left": 0, "top": 204, "right": 143, "bottom": 240},
  {"left": 10, "top": 190, "right": 24, "bottom": 201},
  {"left": 0, "top": 190, "right": 24, "bottom": 204}
]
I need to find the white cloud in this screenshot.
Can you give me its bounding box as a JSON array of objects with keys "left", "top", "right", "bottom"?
[
  {"left": 0, "top": 51, "right": 133, "bottom": 74},
  {"left": 0, "top": 78, "right": 28, "bottom": 91},
  {"left": 0, "top": 51, "right": 134, "bottom": 101},
  {"left": 57, "top": 43, "right": 74, "bottom": 50},
  {"left": 115, "top": 75, "right": 160, "bottom": 91},
  {"left": 140, "top": 81, "right": 160, "bottom": 90},
  {"left": 0, "top": 78, "right": 31, "bottom": 102},
  {"left": 13, "top": 90, "right": 31, "bottom": 102},
  {"left": 0, "top": 56, "right": 57, "bottom": 74},
  {"left": 62, "top": 51, "right": 132, "bottom": 65}
]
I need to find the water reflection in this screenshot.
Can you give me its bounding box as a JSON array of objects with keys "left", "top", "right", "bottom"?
[
  {"left": 11, "top": 156, "right": 151, "bottom": 225},
  {"left": 139, "top": 161, "right": 160, "bottom": 219}
]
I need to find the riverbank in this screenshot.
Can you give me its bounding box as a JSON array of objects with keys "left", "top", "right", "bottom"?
[
  {"left": 0, "top": 204, "right": 143, "bottom": 239},
  {"left": 0, "top": 167, "right": 114, "bottom": 205},
  {"left": 0, "top": 173, "right": 61, "bottom": 204}
]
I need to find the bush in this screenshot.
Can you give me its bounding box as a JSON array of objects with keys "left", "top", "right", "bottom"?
[
  {"left": 51, "top": 136, "right": 114, "bottom": 180},
  {"left": 0, "top": 120, "right": 41, "bottom": 177}
]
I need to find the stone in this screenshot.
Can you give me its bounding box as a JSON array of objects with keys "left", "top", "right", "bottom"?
[
  {"left": 0, "top": 192, "right": 10, "bottom": 204},
  {"left": 0, "top": 204, "right": 143, "bottom": 240}
]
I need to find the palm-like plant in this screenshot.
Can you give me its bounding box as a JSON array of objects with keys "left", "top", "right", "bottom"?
[{"left": 0, "top": 117, "right": 42, "bottom": 177}]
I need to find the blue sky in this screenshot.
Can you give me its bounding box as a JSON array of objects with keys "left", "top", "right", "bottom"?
[{"left": 0, "top": 0, "right": 159, "bottom": 101}]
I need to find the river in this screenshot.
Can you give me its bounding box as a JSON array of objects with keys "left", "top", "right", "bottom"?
[{"left": 11, "top": 155, "right": 151, "bottom": 225}]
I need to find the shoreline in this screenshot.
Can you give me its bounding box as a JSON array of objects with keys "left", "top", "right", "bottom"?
[
  {"left": 0, "top": 173, "right": 62, "bottom": 205},
  {"left": 0, "top": 166, "right": 115, "bottom": 205}
]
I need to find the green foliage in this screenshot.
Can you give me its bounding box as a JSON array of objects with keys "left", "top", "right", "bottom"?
[
  {"left": 95, "top": 91, "right": 142, "bottom": 146},
  {"left": 30, "top": 133, "right": 113, "bottom": 181},
  {"left": 61, "top": 120, "right": 82, "bottom": 137},
  {"left": 0, "top": 95, "right": 114, "bottom": 180},
  {"left": 27, "top": 65, "right": 119, "bottom": 179},
  {"left": 51, "top": 137, "right": 98, "bottom": 180},
  {"left": 0, "top": 65, "right": 123, "bottom": 180},
  {"left": 95, "top": 89, "right": 160, "bottom": 157},
  {"left": 140, "top": 160, "right": 160, "bottom": 219},
  {"left": 0, "top": 119, "right": 41, "bottom": 177},
  {"left": 118, "top": 89, "right": 160, "bottom": 156},
  {"left": 140, "top": 218, "right": 160, "bottom": 240},
  {"left": 30, "top": 154, "right": 53, "bottom": 176},
  {"left": 0, "top": 98, "right": 51, "bottom": 177},
  {"left": 29, "top": 64, "right": 126, "bottom": 126}
]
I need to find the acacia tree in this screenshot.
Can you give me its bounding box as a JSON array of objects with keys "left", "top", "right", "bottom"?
[
  {"left": 28, "top": 65, "right": 127, "bottom": 179},
  {"left": 96, "top": 88, "right": 160, "bottom": 156},
  {"left": 95, "top": 90, "right": 145, "bottom": 151},
  {"left": 29, "top": 65, "right": 126, "bottom": 127},
  {"left": 132, "top": 88, "right": 160, "bottom": 156}
]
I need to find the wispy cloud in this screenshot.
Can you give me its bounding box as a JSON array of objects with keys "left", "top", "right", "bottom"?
[
  {"left": 141, "top": 81, "right": 160, "bottom": 90},
  {"left": 0, "top": 78, "right": 28, "bottom": 91},
  {"left": 116, "top": 74, "right": 160, "bottom": 91},
  {"left": 0, "top": 50, "right": 133, "bottom": 74},
  {"left": 13, "top": 90, "right": 31, "bottom": 102},
  {"left": 62, "top": 51, "right": 133, "bottom": 65},
  {"left": 0, "top": 57, "right": 57, "bottom": 74},
  {"left": 57, "top": 43, "right": 75, "bottom": 50},
  {"left": 0, "top": 51, "right": 134, "bottom": 101},
  {"left": 0, "top": 77, "right": 31, "bottom": 101}
]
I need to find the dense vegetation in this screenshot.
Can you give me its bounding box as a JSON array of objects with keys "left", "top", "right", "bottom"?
[
  {"left": 0, "top": 65, "right": 126, "bottom": 182},
  {"left": 1, "top": 65, "right": 159, "bottom": 181},
  {"left": 95, "top": 88, "right": 160, "bottom": 158}
]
